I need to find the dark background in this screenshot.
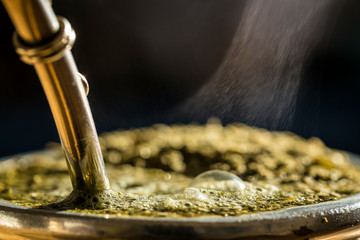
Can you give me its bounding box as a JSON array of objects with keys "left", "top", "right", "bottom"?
[{"left": 0, "top": 0, "right": 360, "bottom": 157}]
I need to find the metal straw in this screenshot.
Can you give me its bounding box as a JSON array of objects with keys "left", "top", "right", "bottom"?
[{"left": 1, "top": 0, "right": 110, "bottom": 191}]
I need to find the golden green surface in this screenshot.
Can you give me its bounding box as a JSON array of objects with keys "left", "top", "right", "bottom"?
[{"left": 1, "top": 121, "right": 360, "bottom": 217}]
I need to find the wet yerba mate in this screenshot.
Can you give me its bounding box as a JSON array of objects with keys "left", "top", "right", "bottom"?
[{"left": 0, "top": 121, "right": 359, "bottom": 217}]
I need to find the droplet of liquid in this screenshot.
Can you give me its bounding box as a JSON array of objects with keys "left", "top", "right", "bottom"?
[{"left": 188, "top": 170, "right": 245, "bottom": 192}]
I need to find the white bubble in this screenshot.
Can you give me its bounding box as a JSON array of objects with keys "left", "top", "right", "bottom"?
[{"left": 188, "top": 170, "right": 245, "bottom": 192}]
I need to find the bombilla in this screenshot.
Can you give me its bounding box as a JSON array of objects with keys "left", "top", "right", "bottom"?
[{"left": 1, "top": 0, "right": 110, "bottom": 191}]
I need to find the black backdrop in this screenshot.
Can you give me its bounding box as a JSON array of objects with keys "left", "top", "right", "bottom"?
[{"left": 0, "top": 0, "right": 360, "bottom": 157}]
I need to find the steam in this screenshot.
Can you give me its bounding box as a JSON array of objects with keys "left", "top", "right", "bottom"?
[{"left": 175, "top": 0, "right": 336, "bottom": 130}]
